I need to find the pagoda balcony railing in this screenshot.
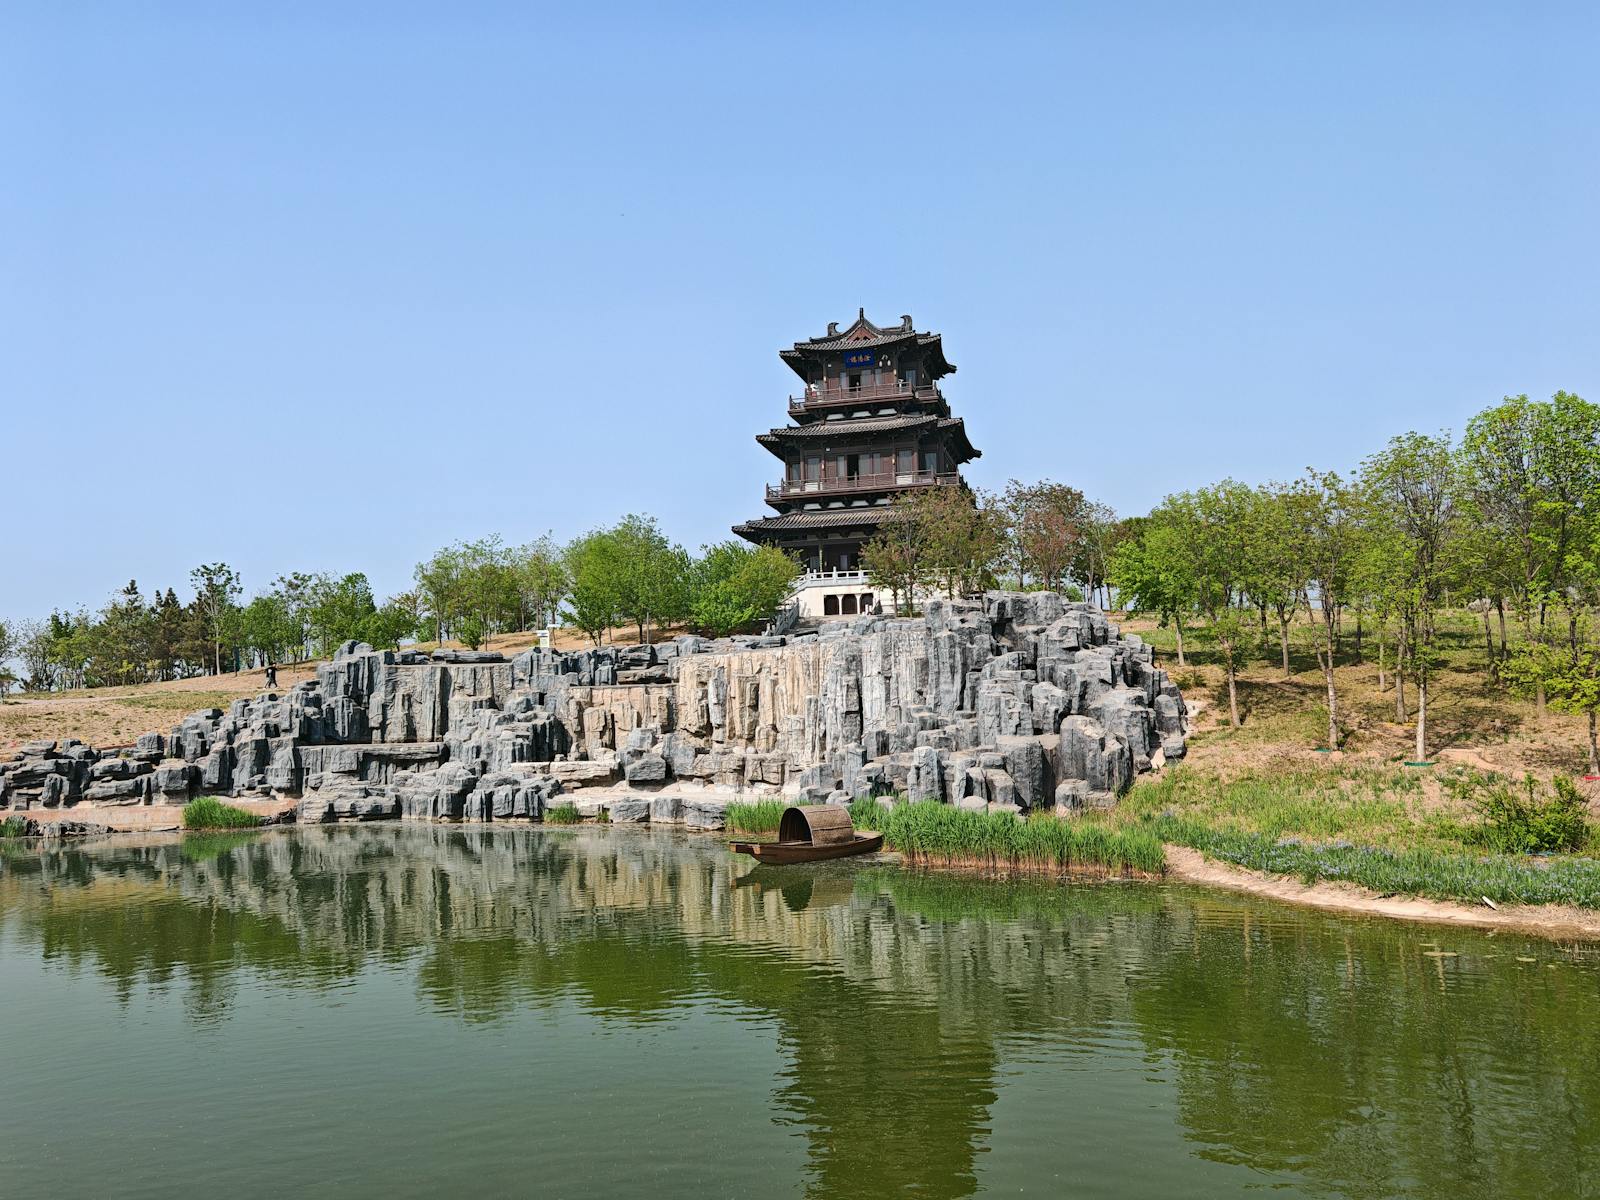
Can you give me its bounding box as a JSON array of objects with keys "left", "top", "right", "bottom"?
[
  {"left": 766, "top": 470, "right": 961, "bottom": 502},
  {"left": 788, "top": 380, "right": 943, "bottom": 415}
]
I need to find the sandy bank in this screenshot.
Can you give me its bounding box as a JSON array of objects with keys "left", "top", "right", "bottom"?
[{"left": 1164, "top": 844, "right": 1600, "bottom": 941}]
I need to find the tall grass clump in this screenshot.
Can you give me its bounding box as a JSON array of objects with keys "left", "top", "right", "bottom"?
[
  {"left": 725, "top": 799, "right": 786, "bottom": 835},
  {"left": 543, "top": 802, "right": 582, "bottom": 825},
  {"left": 1, "top": 815, "right": 29, "bottom": 838},
  {"left": 181, "top": 797, "right": 260, "bottom": 830},
  {"left": 853, "top": 798, "right": 1162, "bottom": 878}
]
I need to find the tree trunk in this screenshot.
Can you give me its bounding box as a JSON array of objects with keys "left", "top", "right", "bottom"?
[
  {"left": 213, "top": 640, "right": 221, "bottom": 676},
  {"left": 1174, "top": 617, "right": 1186, "bottom": 668},
  {"left": 1537, "top": 604, "right": 1547, "bottom": 714},
  {"left": 1377, "top": 637, "right": 1387, "bottom": 692},
  {"left": 1353, "top": 610, "right": 1364, "bottom": 663},
  {"left": 1394, "top": 631, "right": 1407, "bottom": 722},
  {"left": 1224, "top": 641, "right": 1241, "bottom": 728},
  {"left": 1258, "top": 602, "right": 1270, "bottom": 649},
  {"left": 1495, "top": 598, "right": 1508, "bottom": 660},
  {"left": 1278, "top": 613, "right": 1291, "bottom": 675},
  {"left": 1482, "top": 606, "right": 1497, "bottom": 679},
  {"left": 1589, "top": 711, "right": 1599, "bottom": 775},
  {"left": 1415, "top": 672, "right": 1427, "bottom": 761},
  {"left": 1323, "top": 653, "right": 1338, "bottom": 749}
]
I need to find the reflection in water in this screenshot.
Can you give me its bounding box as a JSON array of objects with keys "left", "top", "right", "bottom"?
[{"left": 0, "top": 826, "right": 1596, "bottom": 1199}]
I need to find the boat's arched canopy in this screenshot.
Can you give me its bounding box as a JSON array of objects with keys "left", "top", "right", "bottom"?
[{"left": 778, "top": 804, "right": 855, "bottom": 846}]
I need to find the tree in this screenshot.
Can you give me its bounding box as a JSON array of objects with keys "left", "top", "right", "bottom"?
[
  {"left": 862, "top": 505, "right": 931, "bottom": 615},
  {"left": 515, "top": 536, "right": 571, "bottom": 631},
  {"left": 1071, "top": 501, "right": 1122, "bottom": 608},
  {"left": 92, "top": 580, "right": 156, "bottom": 685},
  {"left": 690, "top": 542, "right": 801, "bottom": 636},
  {"left": 364, "top": 601, "right": 418, "bottom": 651},
  {"left": 189, "top": 562, "right": 241, "bottom": 675},
  {"left": 305, "top": 573, "right": 380, "bottom": 656},
  {"left": 1109, "top": 508, "right": 1201, "bottom": 667},
  {"left": 1459, "top": 393, "right": 1600, "bottom": 707},
  {"left": 563, "top": 528, "right": 625, "bottom": 645},
  {"left": 1247, "top": 483, "right": 1305, "bottom": 675},
  {"left": 1362, "top": 433, "right": 1461, "bottom": 760},
  {"left": 1002, "top": 480, "right": 1088, "bottom": 590},
  {"left": 1298, "top": 471, "right": 1358, "bottom": 750},
  {"left": 611, "top": 515, "right": 692, "bottom": 643},
  {"left": 458, "top": 536, "right": 522, "bottom": 639},
  {"left": 413, "top": 545, "right": 466, "bottom": 645},
  {"left": 16, "top": 619, "right": 57, "bottom": 690},
  {"left": 1504, "top": 621, "right": 1600, "bottom": 773},
  {"left": 1191, "top": 483, "right": 1256, "bottom": 727},
  {"left": 0, "top": 619, "right": 13, "bottom": 696},
  {"left": 239, "top": 592, "right": 299, "bottom": 667}
]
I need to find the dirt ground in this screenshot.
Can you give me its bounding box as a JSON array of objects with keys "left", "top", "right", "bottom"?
[
  {"left": 17, "top": 796, "right": 298, "bottom": 832},
  {"left": 0, "top": 619, "right": 696, "bottom": 755},
  {"left": 1118, "top": 612, "right": 1599, "bottom": 784}
]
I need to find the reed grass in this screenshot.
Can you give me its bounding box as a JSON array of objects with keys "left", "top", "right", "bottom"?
[
  {"left": 1154, "top": 815, "right": 1600, "bottom": 908},
  {"left": 850, "top": 798, "right": 1164, "bottom": 877},
  {"left": 1, "top": 815, "right": 28, "bottom": 838},
  {"left": 180, "top": 830, "right": 261, "bottom": 860},
  {"left": 180, "top": 797, "right": 260, "bottom": 830},
  {"left": 543, "top": 803, "right": 582, "bottom": 825},
  {"left": 724, "top": 799, "right": 786, "bottom": 835},
  {"left": 1119, "top": 763, "right": 1600, "bottom": 908}
]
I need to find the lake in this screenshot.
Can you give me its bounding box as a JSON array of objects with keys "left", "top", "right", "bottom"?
[{"left": 1, "top": 825, "right": 1595, "bottom": 1198}]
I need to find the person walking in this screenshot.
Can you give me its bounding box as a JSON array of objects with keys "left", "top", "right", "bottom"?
[{"left": 264, "top": 661, "right": 278, "bottom": 689}]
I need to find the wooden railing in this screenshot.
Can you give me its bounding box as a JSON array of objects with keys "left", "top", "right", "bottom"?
[
  {"left": 766, "top": 471, "right": 961, "bottom": 502},
  {"left": 788, "top": 381, "right": 942, "bottom": 415}
]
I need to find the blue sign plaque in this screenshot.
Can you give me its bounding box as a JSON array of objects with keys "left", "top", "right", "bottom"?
[{"left": 842, "top": 350, "right": 875, "bottom": 368}]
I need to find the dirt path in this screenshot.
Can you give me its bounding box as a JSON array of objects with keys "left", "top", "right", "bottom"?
[
  {"left": 1164, "top": 844, "right": 1600, "bottom": 940},
  {"left": 18, "top": 797, "right": 298, "bottom": 832}
]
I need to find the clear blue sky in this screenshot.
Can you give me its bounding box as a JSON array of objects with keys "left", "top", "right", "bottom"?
[{"left": 5, "top": 2, "right": 1596, "bottom": 620}]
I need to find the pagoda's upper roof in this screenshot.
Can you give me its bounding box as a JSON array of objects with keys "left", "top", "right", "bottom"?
[
  {"left": 779, "top": 310, "right": 955, "bottom": 380},
  {"left": 756, "top": 414, "right": 979, "bottom": 463}
]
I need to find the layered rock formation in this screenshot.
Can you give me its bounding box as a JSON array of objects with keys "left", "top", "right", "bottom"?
[{"left": 1, "top": 594, "right": 1184, "bottom": 828}]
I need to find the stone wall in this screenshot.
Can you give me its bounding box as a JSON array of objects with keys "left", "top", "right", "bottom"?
[{"left": 0, "top": 594, "right": 1185, "bottom": 829}]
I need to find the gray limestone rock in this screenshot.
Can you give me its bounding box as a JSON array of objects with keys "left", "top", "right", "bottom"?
[{"left": 608, "top": 798, "right": 652, "bottom": 823}]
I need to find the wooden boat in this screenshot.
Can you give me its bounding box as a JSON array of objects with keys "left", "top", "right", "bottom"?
[{"left": 729, "top": 804, "right": 884, "bottom": 865}]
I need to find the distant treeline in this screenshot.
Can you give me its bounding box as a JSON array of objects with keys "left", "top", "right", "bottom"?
[
  {"left": 0, "top": 522, "right": 798, "bottom": 692},
  {"left": 1105, "top": 391, "right": 1600, "bottom": 764},
  {"left": 854, "top": 393, "right": 1600, "bottom": 766}
]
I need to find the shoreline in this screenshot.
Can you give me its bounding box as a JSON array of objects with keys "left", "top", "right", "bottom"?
[
  {"left": 13, "top": 803, "right": 1600, "bottom": 941},
  {"left": 1163, "top": 844, "right": 1600, "bottom": 941}
]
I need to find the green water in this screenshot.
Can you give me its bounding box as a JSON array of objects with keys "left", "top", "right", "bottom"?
[{"left": 0, "top": 827, "right": 1596, "bottom": 1198}]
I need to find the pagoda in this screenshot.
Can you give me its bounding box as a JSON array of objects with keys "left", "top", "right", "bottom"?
[{"left": 733, "top": 310, "right": 980, "bottom": 615}]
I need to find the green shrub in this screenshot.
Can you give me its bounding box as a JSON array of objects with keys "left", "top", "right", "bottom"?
[
  {"left": 1, "top": 815, "right": 28, "bottom": 838},
  {"left": 1467, "top": 775, "right": 1591, "bottom": 855},
  {"left": 181, "top": 797, "right": 260, "bottom": 830},
  {"left": 725, "top": 799, "right": 786, "bottom": 834},
  {"left": 544, "top": 803, "right": 582, "bottom": 825}
]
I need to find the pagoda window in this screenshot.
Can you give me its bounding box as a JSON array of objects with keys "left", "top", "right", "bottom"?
[
  {"left": 921, "top": 448, "right": 939, "bottom": 474},
  {"left": 896, "top": 449, "right": 915, "bottom": 477},
  {"left": 804, "top": 456, "right": 821, "bottom": 482}
]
